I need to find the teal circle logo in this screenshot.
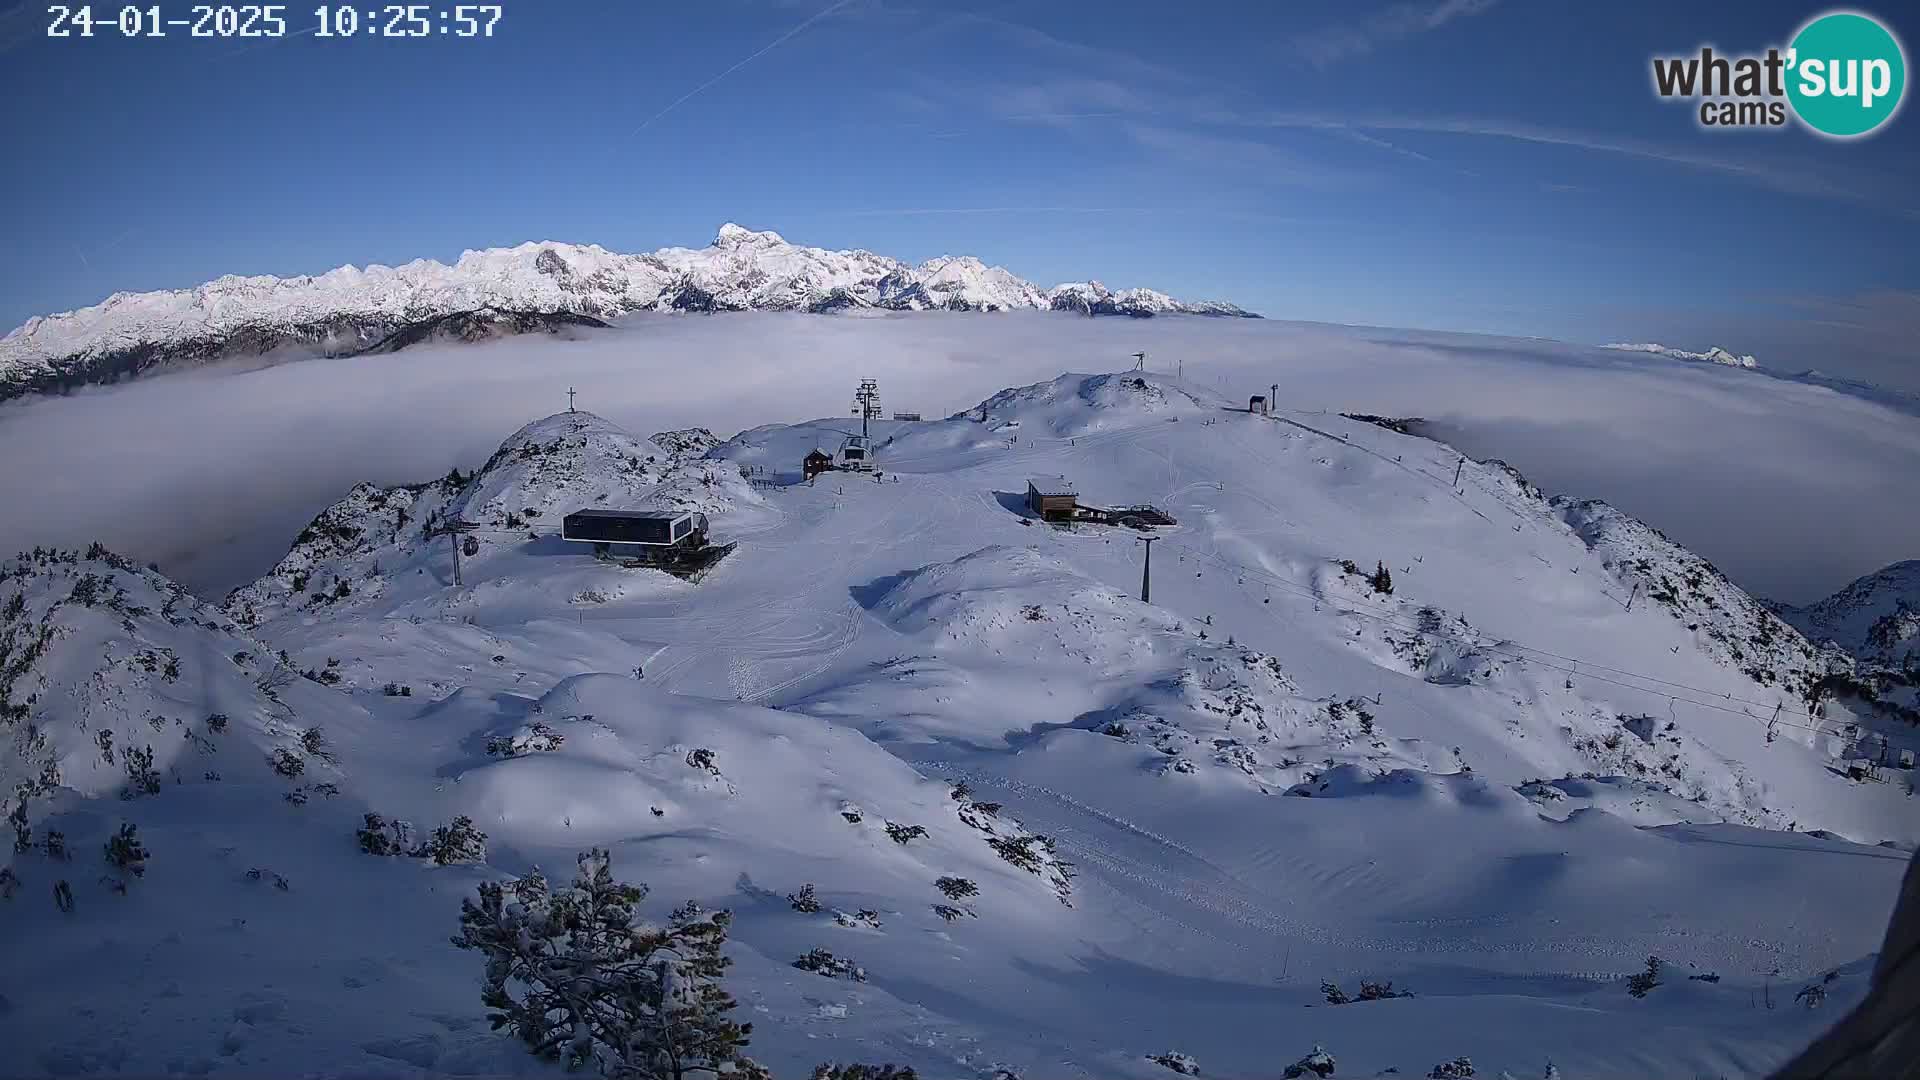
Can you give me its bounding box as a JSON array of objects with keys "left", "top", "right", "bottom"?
[{"left": 1787, "top": 11, "right": 1906, "bottom": 137}]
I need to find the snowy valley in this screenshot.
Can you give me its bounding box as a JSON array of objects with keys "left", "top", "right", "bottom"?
[{"left": 1, "top": 370, "right": 1916, "bottom": 1080}]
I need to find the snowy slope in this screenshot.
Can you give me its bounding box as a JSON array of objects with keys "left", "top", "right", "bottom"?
[
  {"left": 5, "top": 373, "right": 1916, "bottom": 1079},
  {"left": 0, "top": 226, "right": 1258, "bottom": 400},
  {"left": 1775, "top": 560, "right": 1920, "bottom": 669},
  {"left": 1554, "top": 498, "right": 1834, "bottom": 693},
  {"left": 1603, "top": 342, "right": 1760, "bottom": 368},
  {"left": 0, "top": 545, "right": 369, "bottom": 827}
]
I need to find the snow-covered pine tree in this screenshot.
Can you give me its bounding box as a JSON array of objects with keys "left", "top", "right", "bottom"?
[
  {"left": 1370, "top": 561, "right": 1394, "bottom": 595},
  {"left": 452, "top": 847, "right": 767, "bottom": 1080}
]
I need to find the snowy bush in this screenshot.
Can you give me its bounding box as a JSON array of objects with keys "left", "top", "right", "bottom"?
[
  {"left": 121, "top": 743, "right": 161, "bottom": 798},
  {"left": 1282, "top": 1046, "right": 1335, "bottom": 1079},
  {"left": 788, "top": 883, "right": 822, "bottom": 913},
  {"left": 245, "top": 867, "right": 290, "bottom": 890},
  {"left": 270, "top": 748, "right": 306, "bottom": 779},
  {"left": 453, "top": 848, "right": 768, "bottom": 1079},
  {"left": 986, "top": 835, "right": 1045, "bottom": 872},
  {"left": 356, "top": 813, "right": 416, "bottom": 856},
  {"left": 884, "top": 822, "right": 928, "bottom": 845},
  {"left": 1427, "top": 1057, "right": 1475, "bottom": 1078},
  {"left": 487, "top": 722, "right": 566, "bottom": 757},
  {"left": 792, "top": 948, "right": 867, "bottom": 981},
  {"left": 1320, "top": 976, "right": 1413, "bottom": 999},
  {"left": 810, "top": 1065, "right": 918, "bottom": 1080},
  {"left": 53, "top": 879, "right": 74, "bottom": 913},
  {"left": 1148, "top": 1051, "right": 1200, "bottom": 1075},
  {"left": 957, "top": 801, "right": 1075, "bottom": 905},
  {"left": 1358, "top": 979, "right": 1412, "bottom": 1001},
  {"left": 932, "top": 904, "right": 973, "bottom": 922},
  {"left": 0, "top": 866, "right": 19, "bottom": 900},
  {"left": 934, "top": 876, "right": 978, "bottom": 901},
  {"left": 416, "top": 816, "right": 488, "bottom": 865},
  {"left": 103, "top": 823, "right": 148, "bottom": 882},
  {"left": 40, "top": 829, "right": 70, "bottom": 861},
  {"left": 206, "top": 713, "right": 229, "bottom": 734},
  {"left": 299, "top": 726, "right": 337, "bottom": 763},
  {"left": 1626, "top": 955, "right": 1662, "bottom": 998},
  {"left": 833, "top": 909, "right": 882, "bottom": 929},
  {"left": 686, "top": 747, "right": 720, "bottom": 775},
  {"left": 1795, "top": 982, "right": 1827, "bottom": 1009},
  {"left": 382, "top": 682, "right": 414, "bottom": 697}
]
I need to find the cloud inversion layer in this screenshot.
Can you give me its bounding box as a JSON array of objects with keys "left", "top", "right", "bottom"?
[{"left": 0, "top": 312, "right": 1912, "bottom": 606}]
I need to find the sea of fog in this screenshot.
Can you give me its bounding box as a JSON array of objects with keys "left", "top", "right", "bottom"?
[{"left": 1, "top": 312, "right": 1914, "bottom": 607}]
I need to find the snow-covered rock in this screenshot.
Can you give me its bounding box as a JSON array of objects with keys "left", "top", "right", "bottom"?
[
  {"left": 0, "top": 226, "right": 1260, "bottom": 400},
  {"left": 649, "top": 426, "right": 723, "bottom": 458}
]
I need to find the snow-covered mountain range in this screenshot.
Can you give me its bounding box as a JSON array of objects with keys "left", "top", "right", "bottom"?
[
  {"left": 1603, "top": 342, "right": 1760, "bottom": 368},
  {"left": 3, "top": 370, "right": 1913, "bottom": 1079},
  {"left": 0, "top": 224, "right": 1257, "bottom": 401}
]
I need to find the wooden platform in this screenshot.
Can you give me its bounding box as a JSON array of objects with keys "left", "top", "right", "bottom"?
[{"left": 1071, "top": 504, "right": 1178, "bottom": 530}]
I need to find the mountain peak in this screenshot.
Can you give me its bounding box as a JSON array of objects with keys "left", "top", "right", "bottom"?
[
  {"left": 1602, "top": 342, "right": 1759, "bottom": 369},
  {"left": 714, "top": 222, "right": 786, "bottom": 247}
]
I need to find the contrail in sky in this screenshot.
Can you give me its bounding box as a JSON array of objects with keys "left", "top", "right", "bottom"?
[{"left": 636, "top": 0, "right": 857, "bottom": 133}]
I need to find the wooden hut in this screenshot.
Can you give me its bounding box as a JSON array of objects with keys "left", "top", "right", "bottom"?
[
  {"left": 1026, "top": 476, "right": 1078, "bottom": 522},
  {"left": 803, "top": 449, "right": 833, "bottom": 480}
]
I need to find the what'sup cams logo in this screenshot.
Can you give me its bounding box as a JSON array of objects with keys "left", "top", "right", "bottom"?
[{"left": 1651, "top": 10, "right": 1906, "bottom": 137}]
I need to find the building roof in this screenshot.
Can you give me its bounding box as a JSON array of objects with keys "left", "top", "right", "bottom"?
[
  {"left": 1027, "top": 475, "right": 1076, "bottom": 497},
  {"left": 565, "top": 508, "right": 690, "bottom": 522}
]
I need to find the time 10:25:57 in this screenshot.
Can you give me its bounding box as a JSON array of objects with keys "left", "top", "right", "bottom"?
[{"left": 313, "top": 5, "right": 503, "bottom": 37}]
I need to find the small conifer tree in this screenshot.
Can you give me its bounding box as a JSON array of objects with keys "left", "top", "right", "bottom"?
[
  {"left": 103, "top": 823, "right": 149, "bottom": 880},
  {"left": 453, "top": 848, "right": 768, "bottom": 1080}
]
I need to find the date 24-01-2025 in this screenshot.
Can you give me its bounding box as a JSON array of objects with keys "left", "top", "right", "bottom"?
[{"left": 46, "top": 4, "right": 504, "bottom": 39}]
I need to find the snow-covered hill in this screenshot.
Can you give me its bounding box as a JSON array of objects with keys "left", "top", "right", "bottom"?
[
  {"left": 0, "top": 545, "right": 368, "bottom": 819},
  {"left": 0, "top": 225, "right": 1258, "bottom": 401},
  {"left": 5, "top": 371, "right": 1915, "bottom": 1079},
  {"left": 1776, "top": 560, "right": 1920, "bottom": 669},
  {"left": 1603, "top": 342, "right": 1760, "bottom": 368}
]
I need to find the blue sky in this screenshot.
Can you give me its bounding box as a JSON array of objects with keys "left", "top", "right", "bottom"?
[{"left": 1, "top": 0, "right": 1915, "bottom": 384}]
